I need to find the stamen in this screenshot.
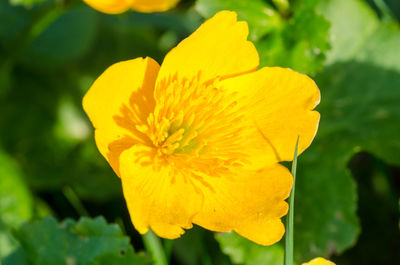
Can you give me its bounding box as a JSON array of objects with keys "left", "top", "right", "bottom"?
[{"left": 129, "top": 74, "right": 249, "bottom": 178}]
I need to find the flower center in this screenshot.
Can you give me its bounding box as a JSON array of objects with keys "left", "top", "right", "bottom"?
[
  {"left": 135, "top": 74, "right": 222, "bottom": 157},
  {"left": 136, "top": 112, "right": 203, "bottom": 156},
  {"left": 126, "top": 73, "right": 250, "bottom": 178}
]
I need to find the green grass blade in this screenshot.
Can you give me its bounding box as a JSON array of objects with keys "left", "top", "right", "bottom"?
[
  {"left": 284, "top": 137, "right": 299, "bottom": 265},
  {"left": 62, "top": 186, "right": 89, "bottom": 217}
]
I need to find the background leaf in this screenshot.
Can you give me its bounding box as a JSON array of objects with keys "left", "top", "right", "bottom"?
[
  {"left": 19, "top": 6, "right": 99, "bottom": 69},
  {"left": 216, "top": 232, "right": 288, "bottom": 265},
  {"left": 195, "top": 0, "right": 330, "bottom": 75},
  {"left": 214, "top": 0, "right": 400, "bottom": 264},
  {"left": 3, "top": 216, "right": 152, "bottom": 265},
  {"left": 317, "top": 0, "right": 379, "bottom": 64},
  {"left": 295, "top": 0, "right": 400, "bottom": 260}
]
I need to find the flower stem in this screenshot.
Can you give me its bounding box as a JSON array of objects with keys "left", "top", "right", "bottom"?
[
  {"left": 163, "top": 239, "right": 173, "bottom": 263},
  {"left": 284, "top": 137, "right": 299, "bottom": 265},
  {"left": 373, "top": 0, "right": 395, "bottom": 22},
  {"left": 142, "top": 230, "right": 169, "bottom": 265}
]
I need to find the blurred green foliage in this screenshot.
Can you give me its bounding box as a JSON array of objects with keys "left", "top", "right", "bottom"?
[
  {"left": 3, "top": 216, "right": 152, "bottom": 265},
  {"left": 0, "top": 0, "right": 399, "bottom": 265},
  {"left": 197, "top": 0, "right": 330, "bottom": 74},
  {"left": 0, "top": 150, "right": 33, "bottom": 258}
]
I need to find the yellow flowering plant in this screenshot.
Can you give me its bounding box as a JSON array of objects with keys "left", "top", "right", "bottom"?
[
  {"left": 3, "top": 0, "right": 400, "bottom": 263},
  {"left": 83, "top": 0, "right": 180, "bottom": 14},
  {"left": 83, "top": 10, "right": 320, "bottom": 246}
]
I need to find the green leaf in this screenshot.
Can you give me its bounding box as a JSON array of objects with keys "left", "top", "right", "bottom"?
[
  {"left": 316, "top": 61, "right": 400, "bottom": 164},
  {"left": 217, "top": 0, "right": 400, "bottom": 263},
  {"left": 316, "top": 0, "right": 400, "bottom": 165},
  {"left": 195, "top": 0, "right": 330, "bottom": 75},
  {"left": 1, "top": 247, "right": 29, "bottom": 265},
  {"left": 20, "top": 6, "right": 98, "bottom": 69},
  {"left": 294, "top": 139, "right": 360, "bottom": 260},
  {"left": 255, "top": 0, "right": 330, "bottom": 74},
  {"left": 3, "top": 216, "right": 152, "bottom": 265},
  {"left": 216, "top": 232, "right": 287, "bottom": 265},
  {"left": 294, "top": 0, "right": 400, "bottom": 260},
  {"left": 316, "top": 0, "right": 379, "bottom": 64},
  {"left": 0, "top": 150, "right": 33, "bottom": 259}
]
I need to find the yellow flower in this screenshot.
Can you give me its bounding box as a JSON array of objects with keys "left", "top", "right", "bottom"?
[
  {"left": 303, "top": 257, "right": 335, "bottom": 265},
  {"left": 83, "top": 11, "right": 320, "bottom": 245},
  {"left": 83, "top": 0, "right": 180, "bottom": 14}
]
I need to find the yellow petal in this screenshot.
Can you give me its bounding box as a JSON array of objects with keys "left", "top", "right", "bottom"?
[
  {"left": 130, "top": 0, "right": 180, "bottom": 13},
  {"left": 193, "top": 164, "right": 293, "bottom": 245},
  {"left": 83, "top": 57, "right": 160, "bottom": 174},
  {"left": 119, "top": 145, "right": 203, "bottom": 238},
  {"left": 83, "top": 0, "right": 130, "bottom": 14},
  {"left": 218, "top": 67, "right": 320, "bottom": 167},
  {"left": 303, "top": 257, "right": 336, "bottom": 265},
  {"left": 84, "top": 0, "right": 179, "bottom": 14},
  {"left": 234, "top": 218, "right": 285, "bottom": 246},
  {"left": 156, "top": 11, "right": 259, "bottom": 84}
]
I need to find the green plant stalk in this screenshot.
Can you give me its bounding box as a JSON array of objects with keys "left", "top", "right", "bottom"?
[
  {"left": 143, "top": 230, "right": 169, "bottom": 265},
  {"left": 373, "top": 0, "right": 395, "bottom": 22},
  {"left": 284, "top": 137, "right": 299, "bottom": 265},
  {"left": 62, "top": 186, "right": 89, "bottom": 217}
]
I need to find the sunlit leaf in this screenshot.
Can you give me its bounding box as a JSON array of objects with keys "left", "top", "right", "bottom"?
[
  {"left": 294, "top": 0, "right": 400, "bottom": 260},
  {"left": 216, "top": 0, "right": 400, "bottom": 263},
  {"left": 0, "top": 150, "right": 33, "bottom": 258},
  {"left": 317, "top": 0, "right": 379, "bottom": 64},
  {"left": 195, "top": 0, "right": 330, "bottom": 75},
  {"left": 316, "top": 0, "right": 400, "bottom": 165},
  {"left": 216, "top": 232, "right": 288, "bottom": 265}
]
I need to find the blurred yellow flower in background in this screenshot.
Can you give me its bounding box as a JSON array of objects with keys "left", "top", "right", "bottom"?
[
  {"left": 83, "top": 11, "right": 320, "bottom": 245},
  {"left": 83, "top": 0, "right": 180, "bottom": 14},
  {"left": 303, "top": 257, "right": 335, "bottom": 265}
]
